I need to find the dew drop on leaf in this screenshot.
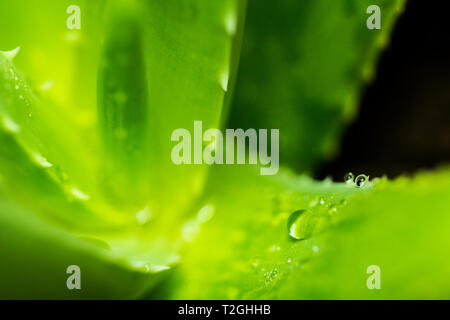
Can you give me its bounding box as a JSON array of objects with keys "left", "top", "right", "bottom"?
[
  {"left": 287, "top": 209, "right": 306, "bottom": 240},
  {"left": 287, "top": 209, "right": 330, "bottom": 240},
  {"left": 355, "top": 174, "right": 369, "bottom": 187},
  {"left": 33, "top": 153, "right": 53, "bottom": 168},
  {"left": 264, "top": 267, "right": 279, "bottom": 284},
  {"left": 344, "top": 172, "right": 354, "bottom": 184}
]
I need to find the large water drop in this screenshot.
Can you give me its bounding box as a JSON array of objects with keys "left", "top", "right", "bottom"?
[
  {"left": 355, "top": 174, "right": 369, "bottom": 187},
  {"left": 287, "top": 209, "right": 307, "bottom": 240}
]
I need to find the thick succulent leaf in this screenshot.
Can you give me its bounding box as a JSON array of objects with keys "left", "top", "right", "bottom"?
[
  {"left": 0, "top": 0, "right": 106, "bottom": 127},
  {"left": 164, "top": 166, "right": 450, "bottom": 299},
  {"left": 0, "top": 194, "right": 170, "bottom": 299},
  {"left": 0, "top": 0, "right": 247, "bottom": 217},
  {"left": 229, "top": 0, "right": 405, "bottom": 173},
  {"left": 0, "top": 51, "right": 129, "bottom": 231},
  {"left": 0, "top": 0, "right": 247, "bottom": 298},
  {"left": 94, "top": 0, "right": 248, "bottom": 242},
  {"left": 135, "top": 0, "right": 247, "bottom": 218},
  {"left": 276, "top": 169, "right": 450, "bottom": 299}
]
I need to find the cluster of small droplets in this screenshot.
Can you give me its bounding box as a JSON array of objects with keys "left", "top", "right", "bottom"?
[{"left": 344, "top": 172, "right": 369, "bottom": 188}]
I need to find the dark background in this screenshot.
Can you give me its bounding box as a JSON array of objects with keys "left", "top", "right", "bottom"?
[{"left": 318, "top": 0, "right": 450, "bottom": 180}]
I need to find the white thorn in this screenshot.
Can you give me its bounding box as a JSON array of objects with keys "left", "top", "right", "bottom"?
[{"left": 2, "top": 47, "right": 21, "bottom": 60}]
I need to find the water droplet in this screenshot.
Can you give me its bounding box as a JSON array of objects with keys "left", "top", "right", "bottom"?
[
  {"left": 14, "top": 85, "right": 19, "bottom": 90},
  {"left": 264, "top": 268, "right": 279, "bottom": 284},
  {"left": 287, "top": 258, "right": 292, "bottom": 263},
  {"left": 28, "top": 113, "right": 32, "bottom": 118},
  {"left": 136, "top": 206, "right": 153, "bottom": 225},
  {"left": 196, "top": 204, "right": 215, "bottom": 223},
  {"left": 18, "top": 95, "right": 24, "bottom": 100},
  {"left": 355, "top": 174, "right": 369, "bottom": 187},
  {"left": 287, "top": 209, "right": 306, "bottom": 240},
  {"left": 344, "top": 172, "right": 354, "bottom": 184},
  {"left": 312, "top": 245, "right": 319, "bottom": 253},
  {"left": 33, "top": 153, "right": 53, "bottom": 168},
  {"left": 70, "top": 187, "right": 90, "bottom": 201},
  {"left": 287, "top": 209, "right": 329, "bottom": 240}
]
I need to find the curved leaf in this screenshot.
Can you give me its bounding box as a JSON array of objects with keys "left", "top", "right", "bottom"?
[
  {"left": 229, "top": 0, "right": 405, "bottom": 173},
  {"left": 165, "top": 166, "right": 450, "bottom": 299}
]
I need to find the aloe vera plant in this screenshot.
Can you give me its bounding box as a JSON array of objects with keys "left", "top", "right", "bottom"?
[{"left": 1, "top": 0, "right": 449, "bottom": 300}]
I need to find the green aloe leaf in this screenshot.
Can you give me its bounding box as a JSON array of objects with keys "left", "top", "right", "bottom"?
[
  {"left": 0, "top": 0, "right": 106, "bottom": 125},
  {"left": 3, "top": 0, "right": 446, "bottom": 301},
  {"left": 230, "top": 0, "right": 405, "bottom": 173},
  {"left": 0, "top": 0, "right": 246, "bottom": 298},
  {"left": 165, "top": 166, "right": 450, "bottom": 299},
  {"left": 139, "top": 0, "right": 247, "bottom": 218},
  {"left": 0, "top": 194, "right": 169, "bottom": 299}
]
